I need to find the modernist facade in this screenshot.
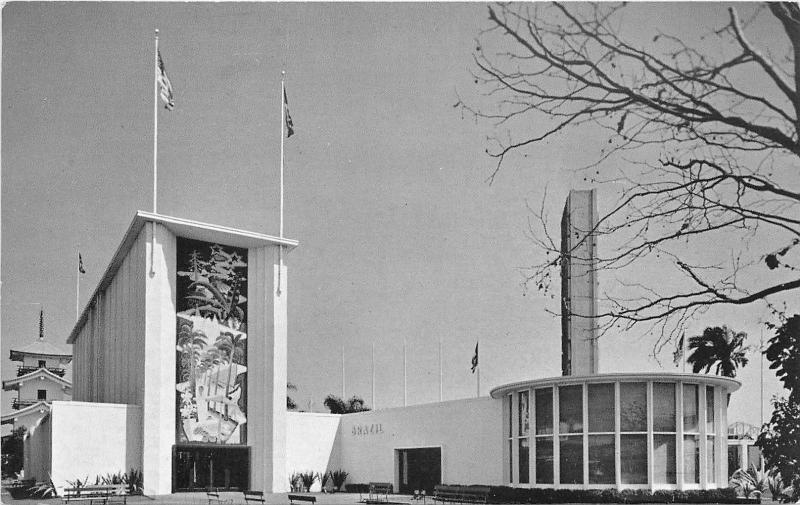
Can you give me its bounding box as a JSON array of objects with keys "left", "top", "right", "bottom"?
[
  {"left": 23, "top": 191, "right": 741, "bottom": 495},
  {"left": 2, "top": 335, "right": 72, "bottom": 431}
]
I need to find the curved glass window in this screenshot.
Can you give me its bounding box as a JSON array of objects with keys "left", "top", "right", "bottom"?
[
  {"left": 535, "top": 388, "right": 553, "bottom": 435},
  {"left": 588, "top": 383, "right": 614, "bottom": 433},
  {"left": 621, "top": 434, "right": 647, "bottom": 484},
  {"left": 589, "top": 434, "right": 615, "bottom": 484},
  {"left": 683, "top": 384, "right": 699, "bottom": 432},
  {"left": 654, "top": 434, "right": 677, "bottom": 484},
  {"left": 653, "top": 383, "right": 676, "bottom": 432},
  {"left": 536, "top": 438, "right": 553, "bottom": 484},
  {"left": 559, "top": 385, "right": 583, "bottom": 434},
  {"left": 560, "top": 435, "right": 583, "bottom": 484},
  {"left": 519, "top": 391, "right": 530, "bottom": 436},
  {"left": 620, "top": 383, "right": 647, "bottom": 432},
  {"left": 684, "top": 435, "right": 700, "bottom": 484}
]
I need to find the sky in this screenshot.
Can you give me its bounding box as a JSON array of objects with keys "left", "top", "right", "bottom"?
[{"left": 1, "top": 2, "right": 789, "bottom": 432}]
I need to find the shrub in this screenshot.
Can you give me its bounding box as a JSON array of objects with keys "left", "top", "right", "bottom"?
[
  {"left": 345, "top": 483, "right": 370, "bottom": 493},
  {"left": 481, "top": 485, "right": 742, "bottom": 504},
  {"left": 299, "top": 470, "right": 317, "bottom": 491},
  {"left": 330, "top": 469, "right": 349, "bottom": 491}
]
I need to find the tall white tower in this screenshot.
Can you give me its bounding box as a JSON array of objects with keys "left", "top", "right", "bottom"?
[{"left": 560, "top": 189, "right": 599, "bottom": 376}]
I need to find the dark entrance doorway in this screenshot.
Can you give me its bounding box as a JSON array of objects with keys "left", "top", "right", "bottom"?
[
  {"left": 173, "top": 445, "right": 250, "bottom": 491},
  {"left": 397, "top": 447, "right": 441, "bottom": 494}
]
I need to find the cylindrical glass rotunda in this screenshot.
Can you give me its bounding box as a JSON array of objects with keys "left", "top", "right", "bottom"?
[{"left": 491, "top": 373, "right": 740, "bottom": 490}]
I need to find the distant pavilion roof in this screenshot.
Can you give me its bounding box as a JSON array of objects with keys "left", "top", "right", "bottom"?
[
  {"left": 0, "top": 401, "right": 50, "bottom": 425},
  {"left": 2, "top": 368, "right": 73, "bottom": 391},
  {"left": 9, "top": 337, "right": 72, "bottom": 362}
]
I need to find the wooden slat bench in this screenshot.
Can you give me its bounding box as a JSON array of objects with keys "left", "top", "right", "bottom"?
[
  {"left": 63, "top": 485, "right": 128, "bottom": 505},
  {"left": 432, "top": 485, "right": 490, "bottom": 505},
  {"left": 207, "top": 488, "right": 233, "bottom": 505},
  {"left": 367, "top": 482, "right": 392, "bottom": 503},
  {"left": 243, "top": 491, "right": 266, "bottom": 504},
  {"left": 288, "top": 494, "right": 317, "bottom": 505}
]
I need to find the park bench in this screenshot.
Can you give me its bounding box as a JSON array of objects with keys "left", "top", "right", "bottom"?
[
  {"left": 432, "top": 485, "right": 490, "bottom": 505},
  {"left": 207, "top": 488, "right": 233, "bottom": 505},
  {"left": 63, "top": 484, "right": 128, "bottom": 505},
  {"left": 368, "top": 482, "right": 393, "bottom": 503},
  {"left": 244, "top": 490, "right": 266, "bottom": 505},
  {"left": 288, "top": 494, "right": 317, "bottom": 505}
]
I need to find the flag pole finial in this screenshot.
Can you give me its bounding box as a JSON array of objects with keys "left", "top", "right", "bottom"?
[{"left": 155, "top": 28, "right": 159, "bottom": 37}]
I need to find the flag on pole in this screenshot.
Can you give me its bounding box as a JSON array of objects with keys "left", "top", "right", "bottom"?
[
  {"left": 39, "top": 309, "right": 44, "bottom": 340},
  {"left": 471, "top": 342, "right": 479, "bottom": 373},
  {"left": 157, "top": 50, "right": 175, "bottom": 111},
  {"left": 283, "top": 89, "right": 294, "bottom": 137},
  {"left": 78, "top": 253, "right": 86, "bottom": 274},
  {"left": 672, "top": 334, "right": 685, "bottom": 366}
]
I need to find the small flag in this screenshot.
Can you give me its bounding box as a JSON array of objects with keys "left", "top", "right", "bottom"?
[
  {"left": 284, "top": 89, "right": 294, "bottom": 138},
  {"left": 672, "top": 334, "right": 684, "bottom": 366},
  {"left": 157, "top": 50, "right": 175, "bottom": 111},
  {"left": 39, "top": 309, "right": 44, "bottom": 340},
  {"left": 79, "top": 253, "right": 86, "bottom": 274},
  {"left": 471, "top": 342, "right": 479, "bottom": 373}
]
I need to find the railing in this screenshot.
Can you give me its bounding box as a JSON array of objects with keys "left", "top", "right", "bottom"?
[
  {"left": 11, "top": 398, "right": 40, "bottom": 410},
  {"left": 17, "top": 366, "right": 66, "bottom": 377}
]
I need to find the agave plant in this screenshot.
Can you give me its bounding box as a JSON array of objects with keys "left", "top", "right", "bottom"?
[
  {"left": 768, "top": 472, "right": 796, "bottom": 503},
  {"left": 289, "top": 472, "right": 303, "bottom": 492},
  {"left": 330, "top": 469, "right": 349, "bottom": 491},
  {"left": 730, "top": 466, "right": 769, "bottom": 498},
  {"left": 29, "top": 477, "right": 57, "bottom": 498},
  {"left": 299, "top": 470, "right": 317, "bottom": 492}
]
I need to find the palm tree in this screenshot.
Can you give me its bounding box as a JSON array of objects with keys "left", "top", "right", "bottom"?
[{"left": 687, "top": 326, "right": 750, "bottom": 378}]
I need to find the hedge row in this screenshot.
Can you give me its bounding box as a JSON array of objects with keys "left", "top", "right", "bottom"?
[
  {"left": 344, "top": 483, "right": 753, "bottom": 504},
  {"left": 487, "top": 486, "right": 746, "bottom": 504}
]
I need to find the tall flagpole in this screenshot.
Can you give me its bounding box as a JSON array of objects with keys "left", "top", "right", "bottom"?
[
  {"left": 342, "top": 342, "right": 346, "bottom": 399},
  {"left": 76, "top": 260, "right": 80, "bottom": 320},
  {"left": 403, "top": 337, "right": 408, "bottom": 407},
  {"left": 476, "top": 339, "right": 480, "bottom": 398},
  {"left": 277, "top": 73, "right": 286, "bottom": 296},
  {"left": 371, "top": 341, "right": 376, "bottom": 409},
  {"left": 438, "top": 337, "right": 443, "bottom": 402},
  {"left": 153, "top": 29, "right": 159, "bottom": 214}
]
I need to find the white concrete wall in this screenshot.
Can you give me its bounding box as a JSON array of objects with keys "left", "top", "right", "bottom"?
[
  {"left": 72, "top": 227, "right": 147, "bottom": 404},
  {"left": 248, "top": 247, "right": 288, "bottom": 493},
  {"left": 142, "top": 223, "right": 177, "bottom": 495},
  {"left": 339, "top": 397, "right": 503, "bottom": 488},
  {"left": 286, "top": 412, "right": 342, "bottom": 491},
  {"left": 24, "top": 413, "right": 52, "bottom": 482},
  {"left": 44, "top": 401, "right": 142, "bottom": 494},
  {"left": 18, "top": 379, "right": 69, "bottom": 402}
]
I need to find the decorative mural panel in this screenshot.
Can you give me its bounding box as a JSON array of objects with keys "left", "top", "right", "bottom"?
[{"left": 175, "top": 238, "right": 248, "bottom": 445}]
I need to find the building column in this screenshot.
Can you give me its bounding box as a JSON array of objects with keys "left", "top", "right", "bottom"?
[
  {"left": 248, "top": 246, "right": 288, "bottom": 493},
  {"left": 142, "top": 223, "right": 177, "bottom": 495}
]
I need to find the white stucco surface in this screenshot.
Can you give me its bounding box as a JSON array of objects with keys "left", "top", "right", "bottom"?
[
  {"left": 25, "top": 401, "right": 142, "bottom": 494},
  {"left": 286, "top": 412, "right": 342, "bottom": 490},
  {"left": 338, "top": 397, "right": 503, "bottom": 488}
]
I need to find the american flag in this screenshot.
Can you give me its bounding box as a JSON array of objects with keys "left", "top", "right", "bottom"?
[
  {"left": 284, "top": 89, "right": 294, "bottom": 137},
  {"left": 78, "top": 253, "right": 86, "bottom": 274},
  {"left": 157, "top": 50, "right": 175, "bottom": 111}
]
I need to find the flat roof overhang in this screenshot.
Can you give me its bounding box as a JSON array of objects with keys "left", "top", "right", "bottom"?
[
  {"left": 489, "top": 372, "right": 741, "bottom": 399},
  {"left": 67, "top": 211, "right": 298, "bottom": 344}
]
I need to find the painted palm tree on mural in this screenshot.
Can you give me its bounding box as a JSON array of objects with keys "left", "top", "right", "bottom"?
[
  {"left": 687, "top": 326, "right": 750, "bottom": 378},
  {"left": 176, "top": 323, "right": 207, "bottom": 409}
]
